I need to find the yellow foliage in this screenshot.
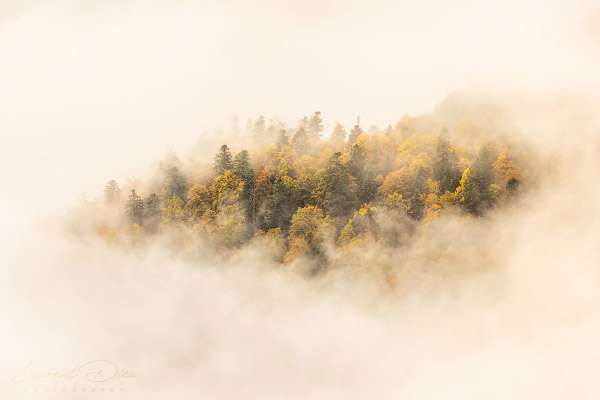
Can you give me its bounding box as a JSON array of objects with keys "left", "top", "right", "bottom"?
[{"left": 283, "top": 238, "right": 309, "bottom": 265}]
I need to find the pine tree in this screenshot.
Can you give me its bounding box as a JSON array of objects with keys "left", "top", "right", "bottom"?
[
  {"left": 320, "top": 152, "right": 357, "bottom": 223},
  {"left": 407, "top": 166, "right": 427, "bottom": 220},
  {"left": 330, "top": 122, "right": 347, "bottom": 144},
  {"left": 433, "top": 128, "right": 461, "bottom": 193},
  {"left": 292, "top": 127, "right": 310, "bottom": 156},
  {"left": 253, "top": 116, "right": 266, "bottom": 141},
  {"left": 470, "top": 146, "right": 495, "bottom": 210},
  {"left": 277, "top": 130, "right": 289, "bottom": 148},
  {"left": 213, "top": 145, "right": 234, "bottom": 176},
  {"left": 145, "top": 193, "right": 159, "bottom": 216},
  {"left": 104, "top": 180, "right": 120, "bottom": 203},
  {"left": 233, "top": 150, "right": 256, "bottom": 222},
  {"left": 385, "top": 124, "right": 393, "bottom": 136},
  {"left": 163, "top": 167, "right": 187, "bottom": 201},
  {"left": 307, "top": 111, "right": 324, "bottom": 141},
  {"left": 358, "top": 169, "right": 379, "bottom": 205},
  {"left": 456, "top": 167, "right": 480, "bottom": 215},
  {"left": 125, "top": 189, "right": 144, "bottom": 225},
  {"left": 347, "top": 117, "right": 364, "bottom": 147},
  {"left": 263, "top": 176, "right": 295, "bottom": 232}
]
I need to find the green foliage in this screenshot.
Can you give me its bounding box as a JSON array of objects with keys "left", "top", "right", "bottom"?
[
  {"left": 101, "top": 106, "right": 529, "bottom": 264},
  {"left": 124, "top": 189, "right": 144, "bottom": 225},
  {"left": 307, "top": 111, "right": 324, "bottom": 140},
  {"left": 233, "top": 150, "right": 256, "bottom": 222},
  {"left": 433, "top": 128, "right": 461, "bottom": 193},
  {"left": 262, "top": 176, "right": 295, "bottom": 232},
  {"left": 143, "top": 193, "right": 161, "bottom": 231},
  {"left": 331, "top": 122, "right": 346, "bottom": 145},
  {"left": 347, "top": 117, "right": 364, "bottom": 147},
  {"left": 214, "top": 145, "right": 234, "bottom": 176},
  {"left": 292, "top": 127, "right": 310, "bottom": 156},
  {"left": 319, "top": 152, "right": 357, "bottom": 223},
  {"left": 162, "top": 167, "right": 187, "bottom": 202}
]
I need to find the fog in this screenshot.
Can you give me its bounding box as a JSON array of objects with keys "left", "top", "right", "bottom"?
[{"left": 1, "top": 0, "right": 600, "bottom": 398}]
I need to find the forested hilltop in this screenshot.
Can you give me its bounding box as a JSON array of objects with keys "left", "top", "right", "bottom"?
[{"left": 78, "top": 95, "right": 544, "bottom": 270}]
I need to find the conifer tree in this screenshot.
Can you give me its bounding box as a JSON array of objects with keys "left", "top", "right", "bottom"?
[
  {"left": 347, "top": 117, "right": 364, "bottom": 147},
  {"left": 213, "top": 145, "right": 234, "bottom": 176},
  {"left": 320, "top": 152, "right": 357, "bottom": 223},
  {"left": 104, "top": 180, "right": 120, "bottom": 203},
  {"left": 307, "top": 111, "right": 324, "bottom": 140},
  {"left": 233, "top": 150, "right": 256, "bottom": 222},
  {"left": 125, "top": 189, "right": 144, "bottom": 225},
  {"left": 433, "top": 128, "right": 461, "bottom": 193},
  {"left": 292, "top": 127, "right": 310, "bottom": 156},
  {"left": 331, "top": 122, "right": 347, "bottom": 144},
  {"left": 277, "top": 130, "right": 289, "bottom": 148},
  {"left": 253, "top": 116, "right": 266, "bottom": 141},
  {"left": 163, "top": 167, "right": 187, "bottom": 202}
]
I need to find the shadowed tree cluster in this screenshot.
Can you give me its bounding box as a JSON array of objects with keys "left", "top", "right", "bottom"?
[{"left": 99, "top": 108, "right": 527, "bottom": 264}]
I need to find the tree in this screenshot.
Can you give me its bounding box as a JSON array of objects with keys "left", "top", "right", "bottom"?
[
  {"left": 185, "top": 184, "right": 211, "bottom": 219},
  {"left": 319, "top": 152, "right": 357, "bottom": 223},
  {"left": 379, "top": 168, "right": 412, "bottom": 198},
  {"left": 211, "top": 170, "right": 243, "bottom": 213},
  {"left": 143, "top": 193, "right": 161, "bottom": 231},
  {"left": 297, "top": 116, "right": 309, "bottom": 130},
  {"left": 214, "top": 145, "right": 234, "bottom": 176},
  {"left": 229, "top": 113, "right": 241, "bottom": 135},
  {"left": 433, "top": 128, "right": 461, "bottom": 194},
  {"left": 262, "top": 176, "right": 295, "bottom": 232},
  {"left": 233, "top": 150, "right": 256, "bottom": 222},
  {"left": 406, "top": 166, "right": 428, "bottom": 220},
  {"left": 163, "top": 167, "right": 187, "bottom": 202},
  {"left": 385, "top": 124, "right": 393, "bottom": 136},
  {"left": 253, "top": 116, "right": 266, "bottom": 141},
  {"left": 455, "top": 167, "right": 480, "bottom": 215},
  {"left": 338, "top": 205, "right": 379, "bottom": 247},
  {"left": 293, "top": 173, "right": 318, "bottom": 208},
  {"left": 277, "top": 130, "right": 289, "bottom": 148},
  {"left": 347, "top": 117, "right": 364, "bottom": 147},
  {"left": 468, "top": 146, "right": 495, "bottom": 212},
  {"left": 330, "top": 122, "right": 347, "bottom": 148},
  {"left": 145, "top": 193, "right": 159, "bottom": 215},
  {"left": 287, "top": 206, "right": 334, "bottom": 261},
  {"left": 358, "top": 169, "right": 379, "bottom": 205},
  {"left": 472, "top": 146, "right": 495, "bottom": 191},
  {"left": 233, "top": 149, "right": 253, "bottom": 177},
  {"left": 493, "top": 147, "right": 522, "bottom": 191},
  {"left": 307, "top": 111, "right": 324, "bottom": 141},
  {"left": 292, "top": 127, "right": 310, "bottom": 156},
  {"left": 104, "top": 180, "right": 120, "bottom": 203},
  {"left": 161, "top": 195, "right": 185, "bottom": 224},
  {"left": 348, "top": 142, "right": 366, "bottom": 180},
  {"left": 124, "top": 189, "right": 144, "bottom": 225}
]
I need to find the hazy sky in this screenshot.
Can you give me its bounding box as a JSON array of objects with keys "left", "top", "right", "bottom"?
[
  {"left": 0, "top": 0, "right": 599, "bottom": 202},
  {"left": 2, "top": 3, "right": 600, "bottom": 399}
]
